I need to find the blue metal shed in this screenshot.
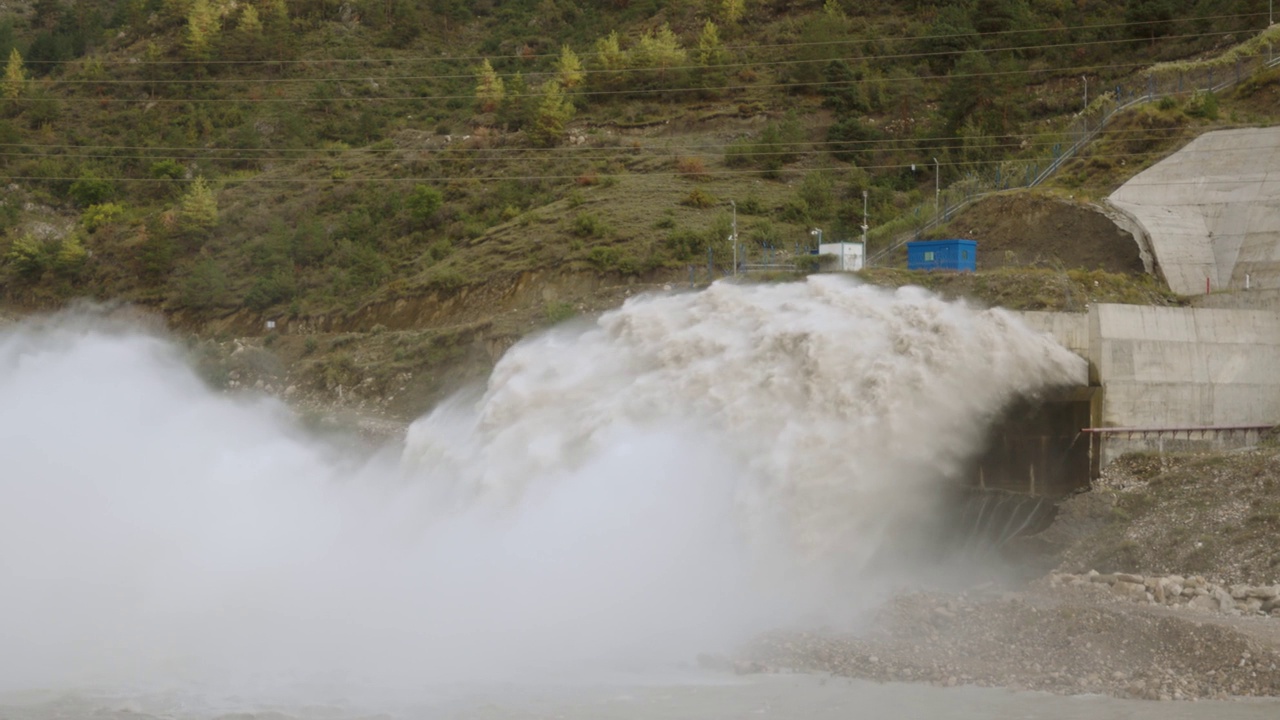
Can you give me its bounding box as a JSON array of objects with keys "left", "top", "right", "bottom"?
[{"left": 907, "top": 239, "right": 977, "bottom": 272}]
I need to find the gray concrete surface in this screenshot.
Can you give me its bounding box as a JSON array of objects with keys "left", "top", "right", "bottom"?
[
  {"left": 1016, "top": 304, "right": 1280, "bottom": 464},
  {"left": 1107, "top": 127, "right": 1280, "bottom": 296}
]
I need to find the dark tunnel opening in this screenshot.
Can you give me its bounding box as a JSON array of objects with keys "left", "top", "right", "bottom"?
[{"left": 944, "top": 387, "right": 1100, "bottom": 553}]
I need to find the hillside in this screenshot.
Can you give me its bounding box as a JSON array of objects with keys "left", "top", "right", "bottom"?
[{"left": 1, "top": 1, "right": 1279, "bottom": 410}]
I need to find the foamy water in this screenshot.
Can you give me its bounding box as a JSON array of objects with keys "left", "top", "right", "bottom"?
[{"left": 0, "top": 277, "right": 1084, "bottom": 710}]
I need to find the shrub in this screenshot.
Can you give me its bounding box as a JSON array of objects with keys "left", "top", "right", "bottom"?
[
  {"left": 777, "top": 197, "right": 811, "bottom": 223},
  {"left": 177, "top": 259, "right": 230, "bottom": 309},
  {"left": 408, "top": 183, "right": 443, "bottom": 227},
  {"left": 4, "top": 234, "right": 49, "bottom": 280},
  {"left": 798, "top": 171, "right": 835, "bottom": 220},
  {"left": 150, "top": 159, "right": 186, "bottom": 180},
  {"left": 572, "top": 212, "right": 608, "bottom": 237},
  {"left": 544, "top": 300, "right": 575, "bottom": 323},
  {"left": 737, "top": 195, "right": 766, "bottom": 215},
  {"left": 53, "top": 234, "right": 88, "bottom": 276},
  {"left": 1185, "top": 90, "right": 1218, "bottom": 120},
  {"left": 587, "top": 245, "right": 621, "bottom": 269},
  {"left": 68, "top": 171, "right": 113, "bottom": 207},
  {"left": 244, "top": 268, "right": 297, "bottom": 311},
  {"left": 665, "top": 228, "right": 703, "bottom": 261},
  {"left": 681, "top": 188, "right": 717, "bottom": 208},
  {"left": 81, "top": 202, "right": 126, "bottom": 232},
  {"left": 676, "top": 156, "right": 708, "bottom": 178}
]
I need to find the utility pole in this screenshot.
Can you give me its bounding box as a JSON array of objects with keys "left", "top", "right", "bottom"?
[
  {"left": 729, "top": 200, "right": 738, "bottom": 276},
  {"left": 933, "top": 157, "right": 940, "bottom": 214},
  {"left": 861, "top": 189, "right": 869, "bottom": 269},
  {"left": 1082, "top": 75, "right": 1088, "bottom": 110}
]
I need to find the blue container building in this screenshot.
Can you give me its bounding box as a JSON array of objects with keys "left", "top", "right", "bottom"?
[{"left": 906, "top": 239, "right": 977, "bottom": 272}]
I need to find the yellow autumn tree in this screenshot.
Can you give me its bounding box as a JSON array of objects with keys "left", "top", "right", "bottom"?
[
  {"left": 3, "top": 48, "right": 26, "bottom": 100},
  {"left": 721, "top": 0, "right": 745, "bottom": 24},
  {"left": 556, "top": 44, "right": 585, "bottom": 89},
  {"left": 185, "top": 0, "right": 221, "bottom": 60},
  {"left": 475, "top": 58, "right": 505, "bottom": 113}
]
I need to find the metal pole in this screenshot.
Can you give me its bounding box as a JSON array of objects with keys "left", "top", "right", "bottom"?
[
  {"left": 1082, "top": 75, "right": 1087, "bottom": 110},
  {"left": 933, "top": 157, "right": 940, "bottom": 214},
  {"left": 730, "top": 200, "right": 737, "bottom": 277},
  {"left": 861, "top": 189, "right": 869, "bottom": 268}
]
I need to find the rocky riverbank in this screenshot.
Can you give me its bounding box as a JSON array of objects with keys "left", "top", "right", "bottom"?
[
  {"left": 734, "top": 447, "right": 1280, "bottom": 702},
  {"left": 736, "top": 581, "right": 1280, "bottom": 701}
]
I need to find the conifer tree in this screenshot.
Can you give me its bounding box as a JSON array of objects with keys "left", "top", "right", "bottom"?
[
  {"left": 178, "top": 176, "right": 219, "bottom": 234},
  {"left": 499, "top": 71, "right": 532, "bottom": 129},
  {"left": 721, "top": 0, "right": 745, "bottom": 25},
  {"left": 475, "top": 58, "right": 505, "bottom": 113},
  {"left": 2, "top": 48, "right": 25, "bottom": 100},
  {"left": 594, "top": 31, "right": 627, "bottom": 88},
  {"left": 696, "top": 20, "right": 728, "bottom": 93},
  {"left": 185, "top": 0, "right": 221, "bottom": 60},
  {"left": 696, "top": 20, "right": 727, "bottom": 67},
  {"left": 556, "top": 44, "right": 585, "bottom": 89},
  {"left": 530, "top": 79, "right": 574, "bottom": 147},
  {"left": 635, "top": 23, "right": 686, "bottom": 71},
  {"left": 239, "top": 4, "right": 263, "bottom": 35}
]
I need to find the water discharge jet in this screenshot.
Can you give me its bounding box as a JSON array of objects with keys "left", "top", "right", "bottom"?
[{"left": 0, "top": 277, "right": 1084, "bottom": 705}]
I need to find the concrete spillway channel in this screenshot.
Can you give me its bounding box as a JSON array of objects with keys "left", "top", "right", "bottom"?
[{"left": 949, "top": 388, "right": 1099, "bottom": 551}]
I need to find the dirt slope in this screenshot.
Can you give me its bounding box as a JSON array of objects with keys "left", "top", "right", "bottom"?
[{"left": 930, "top": 192, "right": 1146, "bottom": 274}]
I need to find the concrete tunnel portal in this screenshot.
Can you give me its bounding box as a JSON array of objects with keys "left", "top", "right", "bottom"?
[{"left": 949, "top": 386, "right": 1101, "bottom": 549}]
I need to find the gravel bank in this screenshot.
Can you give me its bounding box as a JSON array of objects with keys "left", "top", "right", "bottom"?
[{"left": 738, "top": 582, "right": 1280, "bottom": 701}]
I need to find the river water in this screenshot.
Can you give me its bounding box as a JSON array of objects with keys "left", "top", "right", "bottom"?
[
  {"left": 2, "top": 675, "right": 1278, "bottom": 719},
  {"left": 0, "top": 279, "right": 1270, "bottom": 718}
]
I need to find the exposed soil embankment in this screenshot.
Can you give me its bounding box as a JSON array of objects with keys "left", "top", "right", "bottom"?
[{"left": 931, "top": 192, "right": 1147, "bottom": 274}]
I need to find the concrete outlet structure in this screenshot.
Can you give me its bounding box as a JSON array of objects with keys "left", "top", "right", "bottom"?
[
  {"left": 1016, "top": 304, "right": 1280, "bottom": 467},
  {"left": 1107, "top": 127, "right": 1280, "bottom": 296}
]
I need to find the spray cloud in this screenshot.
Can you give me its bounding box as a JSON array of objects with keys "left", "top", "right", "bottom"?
[{"left": 0, "top": 277, "right": 1083, "bottom": 699}]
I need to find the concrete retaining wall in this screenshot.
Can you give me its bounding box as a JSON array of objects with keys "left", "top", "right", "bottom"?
[
  {"left": 1016, "top": 304, "right": 1280, "bottom": 464},
  {"left": 1107, "top": 127, "right": 1280, "bottom": 296}
]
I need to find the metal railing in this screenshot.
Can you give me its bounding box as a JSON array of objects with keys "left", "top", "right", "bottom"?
[{"left": 867, "top": 41, "right": 1280, "bottom": 268}]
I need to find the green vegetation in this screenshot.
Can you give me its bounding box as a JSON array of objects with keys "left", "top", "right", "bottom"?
[{"left": 0, "top": 0, "right": 1275, "bottom": 324}]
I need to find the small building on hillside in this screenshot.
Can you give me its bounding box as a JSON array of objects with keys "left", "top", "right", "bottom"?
[
  {"left": 817, "top": 241, "right": 865, "bottom": 272},
  {"left": 907, "top": 239, "right": 977, "bottom": 272}
]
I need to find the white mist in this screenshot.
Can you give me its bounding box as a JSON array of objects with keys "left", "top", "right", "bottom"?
[{"left": 0, "top": 277, "right": 1083, "bottom": 702}]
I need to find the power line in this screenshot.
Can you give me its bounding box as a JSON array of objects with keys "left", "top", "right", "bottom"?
[
  {"left": 5, "top": 144, "right": 1272, "bottom": 185},
  {"left": 37, "top": 28, "right": 1251, "bottom": 86},
  {"left": 22, "top": 11, "right": 1268, "bottom": 67},
  {"left": 13, "top": 57, "right": 1235, "bottom": 104},
  {"left": 0, "top": 128, "right": 1221, "bottom": 164}
]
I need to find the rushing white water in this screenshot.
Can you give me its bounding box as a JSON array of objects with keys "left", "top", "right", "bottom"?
[{"left": 0, "top": 277, "right": 1083, "bottom": 705}]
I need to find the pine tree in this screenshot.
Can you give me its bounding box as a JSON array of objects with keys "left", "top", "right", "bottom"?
[
  {"left": 499, "top": 71, "right": 532, "bottom": 129},
  {"left": 696, "top": 20, "right": 728, "bottom": 93},
  {"left": 262, "top": 0, "right": 289, "bottom": 23},
  {"left": 594, "top": 31, "right": 627, "bottom": 89},
  {"left": 721, "top": 0, "right": 745, "bottom": 25},
  {"left": 178, "top": 176, "right": 219, "bottom": 234},
  {"left": 239, "top": 4, "right": 263, "bottom": 35},
  {"left": 475, "top": 58, "right": 505, "bottom": 113},
  {"left": 530, "top": 79, "right": 574, "bottom": 148},
  {"left": 635, "top": 24, "right": 686, "bottom": 71},
  {"left": 3, "top": 48, "right": 25, "bottom": 100},
  {"left": 185, "top": 0, "right": 220, "bottom": 60},
  {"left": 696, "top": 20, "right": 727, "bottom": 67},
  {"left": 54, "top": 235, "right": 89, "bottom": 277},
  {"left": 556, "top": 44, "right": 584, "bottom": 89}
]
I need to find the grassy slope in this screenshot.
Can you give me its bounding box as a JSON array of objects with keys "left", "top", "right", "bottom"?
[
  {"left": 0, "top": 2, "right": 1278, "bottom": 416},
  {"left": 2, "top": 2, "right": 1273, "bottom": 317}
]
